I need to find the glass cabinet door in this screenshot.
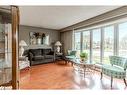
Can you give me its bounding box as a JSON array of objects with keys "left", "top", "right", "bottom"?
[{"left": 0, "top": 6, "right": 12, "bottom": 89}]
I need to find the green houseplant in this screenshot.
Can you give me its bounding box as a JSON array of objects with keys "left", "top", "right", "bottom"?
[{"left": 80, "top": 52, "right": 88, "bottom": 62}]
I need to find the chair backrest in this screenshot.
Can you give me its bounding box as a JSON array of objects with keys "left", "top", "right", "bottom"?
[
  {"left": 109, "top": 56, "right": 127, "bottom": 69},
  {"left": 68, "top": 50, "right": 77, "bottom": 56}
]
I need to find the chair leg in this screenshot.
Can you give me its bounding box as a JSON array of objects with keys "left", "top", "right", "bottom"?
[
  {"left": 84, "top": 67, "right": 86, "bottom": 78},
  {"left": 100, "top": 72, "right": 103, "bottom": 79},
  {"left": 111, "top": 76, "right": 113, "bottom": 88},
  {"left": 71, "top": 62, "right": 73, "bottom": 66},
  {"left": 123, "top": 79, "right": 127, "bottom": 86}
]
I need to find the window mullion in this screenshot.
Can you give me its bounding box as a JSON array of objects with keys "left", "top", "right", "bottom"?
[
  {"left": 101, "top": 27, "right": 104, "bottom": 63},
  {"left": 72, "top": 29, "right": 74, "bottom": 50},
  {"left": 90, "top": 30, "right": 93, "bottom": 63},
  {"left": 114, "top": 24, "right": 119, "bottom": 56},
  {"left": 80, "top": 32, "right": 83, "bottom": 53}
]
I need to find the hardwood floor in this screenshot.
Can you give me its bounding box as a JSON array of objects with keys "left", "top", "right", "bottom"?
[{"left": 20, "top": 61, "right": 127, "bottom": 90}]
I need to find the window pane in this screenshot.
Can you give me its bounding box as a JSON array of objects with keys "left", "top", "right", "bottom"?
[
  {"left": 74, "top": 32, "right": 81, "bottom": 57},
  {"left": 103, "top": 26, "right": 114, "bottom": 64},
  {"left": 92, "top": 28, "right": 101, "bottom": 63},
  {"left": 82, "top": 31, "right": 90, "bottom": 62},
  {"left": 118, "top": 22, "right": 127, "bottom": 57}
]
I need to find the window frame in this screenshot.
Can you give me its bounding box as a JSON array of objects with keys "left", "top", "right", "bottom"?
[
  {"left": 91, "top": 28, "right": 101, "bottom": 63},
  {"left": 73, "top": 19, "right": 127, "bottom": 64},
  {"left": 74, "top": 31, "right": 81, "bottom": 51},
  {"left": 82, "top": 30, "right": 91, "bottom": 62},
  {"left": 102, "top": 25, "right": 115, "bottom": 64},
  {"left": 117, "top": 21, "right": 127, "bottom": 57}
]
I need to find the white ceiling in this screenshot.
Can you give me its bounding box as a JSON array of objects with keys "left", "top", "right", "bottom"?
[{"left": 19, "top": 6, "right": 121, "bottom": 30}]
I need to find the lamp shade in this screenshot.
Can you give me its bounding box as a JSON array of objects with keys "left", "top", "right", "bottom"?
[
  {"left": 19, "top": 40, "right": 27, "bottom": 46},
  {"left": 55, "top": 41, "right": 62, "bottom": 46}
]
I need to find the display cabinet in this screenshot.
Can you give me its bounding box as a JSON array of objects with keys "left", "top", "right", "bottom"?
[
  {"left": 0, "top": 7, "right": 12, "bottom": 89},
  {"left": 0, "top": 6, "right": 19, "bottom": 89}
]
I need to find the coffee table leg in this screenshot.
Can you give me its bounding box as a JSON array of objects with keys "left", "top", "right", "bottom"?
[
  {"left": 84, "top": 66, "right": 86, "bottom": 78},
  {"left": 71, "top": 62, "right": 73, "bottom": 66}
]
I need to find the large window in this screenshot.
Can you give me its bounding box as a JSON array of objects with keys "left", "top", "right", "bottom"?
[
  {"left": 82, "top": 31, "right": 90, "bottom": 61},
  {"left": 74, "top": 32, "right": 81, "bottom": 57},
  {"left": 103, "top": 26, "right": 114, "bottom": 64},
  {"left": 92, "top": 29, "right": 101, "bottom": 63},
  {"left": 73, "top": 20, "right": 127, "bottom": 64},
  {"left": 118, "top": 22, "right": 127, "bottom": 57}
]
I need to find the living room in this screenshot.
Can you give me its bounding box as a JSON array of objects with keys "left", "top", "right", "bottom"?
[{"left": 1, "top": 6, "right": 127, "bottom": 91}]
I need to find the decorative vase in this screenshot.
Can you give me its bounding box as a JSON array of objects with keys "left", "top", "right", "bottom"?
[
  {"left": 43, "top": 37, "right": 46, "bottom": 44},
  {"left": 32, "top": 37, "right": 36, "bottom": 45},
  {"left": 45, "top": 35, "right": 49, "bottom": 45},
  {"left": 81, "top": 58, "right": 84, "bottom": 61},
  {"left": 80, "top": 57, "right": 87, "bottom": 63},
  {"left": 37, "top": 38, "right": 41, "bottom": 45}
]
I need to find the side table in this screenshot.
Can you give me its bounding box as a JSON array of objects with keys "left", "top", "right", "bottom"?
[
  {"left": 55, "top": 53, "right": 65, "bottom": 64},
  {"left": 55, "top": 53, "right": 64, "bottom": 60}
]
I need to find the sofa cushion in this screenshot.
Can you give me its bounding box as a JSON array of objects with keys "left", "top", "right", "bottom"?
[
  {"left": 102, "top": 64, "right": 124, "bottom": 72},
  {"left": 30, "top": 49, "right": 42, "bottom": 56},
  {"left": 47, "top": 51, "right": 54, "bottom": 55},
  {"left": 45, "top": 55, "right": 54, "bottom": 59},
  {"left": 102, "top": 64, "right": 126, "bottom": 79},
  {"left": 43, "top": 49, "right": 52, "bottom": 55},
  {"left": 23, "top": 49, "right": 29, "bottom": 56},
  {"left": 33, "top": 55, "right": 44, "bottom": 61}
]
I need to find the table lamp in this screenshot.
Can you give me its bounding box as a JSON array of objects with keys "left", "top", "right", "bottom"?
[
  {"left": 55, "top": 41, "right": 62, "bottom": 53},
  {"left": 19, "top": 40, "right": 27, "bottom": 57}
]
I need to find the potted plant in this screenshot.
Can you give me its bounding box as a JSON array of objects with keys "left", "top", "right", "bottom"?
[{"left": 80, "top": 52, "right": 88, "bottom": 62}]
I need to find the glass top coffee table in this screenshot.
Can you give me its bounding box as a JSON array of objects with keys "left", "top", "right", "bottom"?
[{"left": 71, "top": 58, "right": 95, "bottom": 78}]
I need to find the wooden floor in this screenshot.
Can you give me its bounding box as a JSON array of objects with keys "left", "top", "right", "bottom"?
[{"left": 20, "top": 61, "right": 127, "bottom": 90}]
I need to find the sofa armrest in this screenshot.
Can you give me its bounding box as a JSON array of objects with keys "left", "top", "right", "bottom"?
[
  {"left": 28, "top": 52, "right": 34, "bottom": 63},
  {"left": 29, "top": 51, "right": 34, "bottom": 57},
  {"left": 47, "top": 51, "right": 54, "bottom": 55}
]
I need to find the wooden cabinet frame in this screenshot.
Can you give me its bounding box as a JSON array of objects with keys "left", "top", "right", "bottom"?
[{"left": 11, "top": 6, "right": 19, "bottom": 89}]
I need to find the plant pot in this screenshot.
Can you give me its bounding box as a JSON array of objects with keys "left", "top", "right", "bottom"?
[{"left": 80, "top": 57, "right": 87, "bottom": 62}]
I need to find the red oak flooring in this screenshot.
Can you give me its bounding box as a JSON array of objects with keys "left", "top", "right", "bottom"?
[{"left": 20, "top": 61, "right": 127, "bottom": 90}]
